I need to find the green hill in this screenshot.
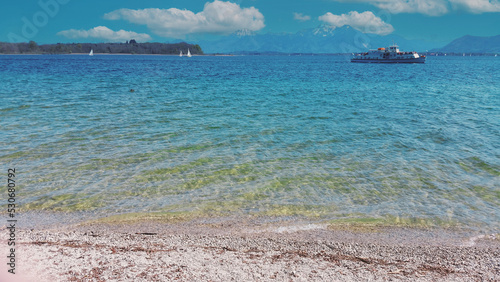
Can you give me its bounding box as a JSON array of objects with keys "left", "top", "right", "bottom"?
[{"left": 0, "top": 41, "right": 203, "bottom": 55}]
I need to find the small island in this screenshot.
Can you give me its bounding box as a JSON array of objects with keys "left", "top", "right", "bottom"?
[{"left": 0, "top": 40, "right": 204, "bottom": 55}]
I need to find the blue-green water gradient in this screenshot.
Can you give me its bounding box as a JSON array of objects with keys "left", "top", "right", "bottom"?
[{"left": 1, "top": 55, "right": 498, "bottom": 230}]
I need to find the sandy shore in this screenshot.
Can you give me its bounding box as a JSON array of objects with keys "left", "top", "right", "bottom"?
[{"left": 3, "top": 216, "right": 500, "bottom": 281}]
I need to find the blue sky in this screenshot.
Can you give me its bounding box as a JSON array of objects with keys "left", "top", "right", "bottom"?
[{"left": 1, "top": 0, "right": 499, "bottom": 44}]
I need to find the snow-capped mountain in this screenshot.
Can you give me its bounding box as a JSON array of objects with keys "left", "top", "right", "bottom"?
[{"left": 197, "top": 25, "right": 441, "bottom": 54}]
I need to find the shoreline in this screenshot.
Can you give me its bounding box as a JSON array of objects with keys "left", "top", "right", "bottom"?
[
  {"left": 10, "top": 209, "right": 500, "bottom": 234},
  {"left": 0, "top": 53, "right": 232, "bottom": 56},
  {"left": 1, "top": 53, "right": 498, "bottom": 56},
  {"left": 4, "top": 216, "right": 499, "bottom": 281}
]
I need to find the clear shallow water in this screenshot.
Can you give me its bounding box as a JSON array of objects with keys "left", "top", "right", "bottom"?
[{"left": 1, "top": 55, "right": 499, "bottom": 231}]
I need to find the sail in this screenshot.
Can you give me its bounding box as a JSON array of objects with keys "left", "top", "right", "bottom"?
[
  {"left": 89, "top": 49, "right": 93, "bottom": 56},
  {"left": 187, "top": 49, "right": 192, "bottom": 57},
  {"left": 179, "top": 51, "right": 183, "bottom": 57}
]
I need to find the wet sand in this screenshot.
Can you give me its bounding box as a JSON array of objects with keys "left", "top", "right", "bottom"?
[{"left": 4, "top": 216, "right": 500, "bottom": 281}]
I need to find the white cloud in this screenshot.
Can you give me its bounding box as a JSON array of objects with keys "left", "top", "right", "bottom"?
[
  {"left": 449, "top": 0, "right": 500, "bottom": 13},
  {"left": 57, "top": 26, "right": 152, "bottom": 42},
  {"left": 360, "top": 0, "right": 449, "bottom": 16},
  {"left": 294, "top": 12, "right": 311, "bottom": 21},
  {"left": 103, "top": 0, "right": 265, "bottom": 38},
  {"left": 333, "top": 0, "right": 500, "bottom": 15},
  {"left": 319, "top": 11, "right": 394, "bottom": 35}
]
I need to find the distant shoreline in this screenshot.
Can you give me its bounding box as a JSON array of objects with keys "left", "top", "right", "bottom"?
[
  {"left": 0, "top": 53, "right": 235, "bottom": 56},
  {"left": 0, "top": 52, "right": 497, "bottom": 56},
  {"left": 0, "top": 41, "right": 204, "bottom": 56}
]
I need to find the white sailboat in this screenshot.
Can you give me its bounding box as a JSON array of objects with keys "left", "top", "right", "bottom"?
[
  {"left": 187, "top": 49, "right": 192, "bottom": 57},
  {"left": 179, "top": 50, "right": 183, "bottom": 57},
  {"left": 89, "top": 49, "right": 93, "bottom": 56}
]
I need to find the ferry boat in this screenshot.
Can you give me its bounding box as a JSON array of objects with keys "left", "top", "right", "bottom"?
[{"left": 351, "top": 45, "right": 425, "bottom": 63}]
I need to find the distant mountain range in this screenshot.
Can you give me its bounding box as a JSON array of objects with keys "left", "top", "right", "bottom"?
[
  {"left": 197, "top": 25, "right": 441, "bottom": 54},
  {"left": 435, "top": 35, "right": 500, "bottom": 53},
  {"left": 1, "top": 27, "right": 497, "bottom": 55}
]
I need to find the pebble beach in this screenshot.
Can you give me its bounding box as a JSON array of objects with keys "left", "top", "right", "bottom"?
[{"left": 5, "top": 216, "right": 500, "bottom": 281}]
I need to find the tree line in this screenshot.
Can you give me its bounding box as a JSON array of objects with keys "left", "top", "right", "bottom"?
[{"left": 0, "top": 40, "right": 204, "bottom": 55}]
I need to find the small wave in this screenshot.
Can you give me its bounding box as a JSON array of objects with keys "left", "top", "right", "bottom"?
[{"left": 461, "top": 234, "right": 497, "bottom": 247}]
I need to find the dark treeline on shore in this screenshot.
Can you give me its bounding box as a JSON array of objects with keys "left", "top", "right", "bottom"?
[{"left": 0, "top": 40, "right": 204, "bottom": 55}]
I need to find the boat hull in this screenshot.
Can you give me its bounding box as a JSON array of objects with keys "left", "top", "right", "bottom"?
[{"left": 351, "top": 58, "right": 425, "bottom": 64}]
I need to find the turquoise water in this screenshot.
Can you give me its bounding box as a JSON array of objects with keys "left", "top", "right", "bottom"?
[{"left": 1, "top": 55, "right": 499, "bottom": 231}]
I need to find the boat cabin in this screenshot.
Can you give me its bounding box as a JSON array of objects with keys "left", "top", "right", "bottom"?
[{"left": 387, "top": 45, "right": 400, "bottom": 53}]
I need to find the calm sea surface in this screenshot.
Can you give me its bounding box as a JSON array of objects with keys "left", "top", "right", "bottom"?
[{"left": 1, "top": 55, "right": 499, "bottom": 231}]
